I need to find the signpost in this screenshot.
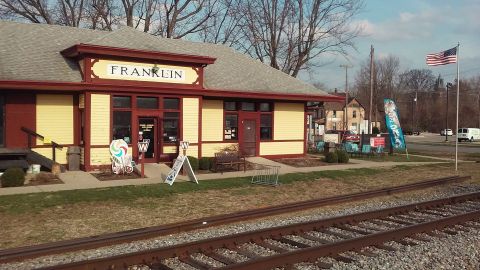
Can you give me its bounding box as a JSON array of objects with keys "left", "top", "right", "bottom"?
[
  {"left": 137, "top": 138, "right": 149, "bottom": 178},
  {"left": 164, "top": 141, "right": 198, "bottom": 185}
]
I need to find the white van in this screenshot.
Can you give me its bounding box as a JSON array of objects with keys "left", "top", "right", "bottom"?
[{"left": 457, "top": 128, "right": 480, "bottom": 142}]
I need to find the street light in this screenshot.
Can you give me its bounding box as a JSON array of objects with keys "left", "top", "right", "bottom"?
[{"left": 445, "top": 82, "right": 452, "bottom": 142}]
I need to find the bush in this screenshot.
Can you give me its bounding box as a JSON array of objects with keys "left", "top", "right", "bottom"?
[
  {"left": 324, "top": 152, "right": 338, "bottom": 163},
  {"left": 336, "top": 150, "right": 350, "bottom": 163},
  {"left": 187, "top": 156, "right": 199, "bottom": 171},
  {"left": 1, "top": 167, "right": 26, "bottom": 187},
  {"left": 372, "top": 126, "right": 380, "bottom": 134},
  {"left": 198, "top": 157, "right": 211, "bottom": 170}
]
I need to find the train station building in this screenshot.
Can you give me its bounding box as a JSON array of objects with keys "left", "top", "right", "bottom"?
[{"left": 0, "top": 20, "right": 343, "bottom": 171}]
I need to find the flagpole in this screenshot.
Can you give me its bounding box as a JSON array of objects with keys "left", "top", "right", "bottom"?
[{"left": 455, "top": 42, "right": 460, "bottom": 171}]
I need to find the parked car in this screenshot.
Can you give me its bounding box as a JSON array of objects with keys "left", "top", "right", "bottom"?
[
  {"left": 404, "top": 130, "right": 421, "bottom": 136},
  {"left": 457, "top": 128, "right": 480, "bottom": 142},
  {"left": 324, "top": 130, "right": 360, "bottom": 143},
  {"left": 440, "top": 129, "right": 453, "bottom": 136}
]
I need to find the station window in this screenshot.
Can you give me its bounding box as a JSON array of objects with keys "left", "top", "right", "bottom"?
[
  {"left": 224, "top": 114, "right": 238, "bottom": 140},
  {"left": 137, "top": 96, "right": 158, "bottom": 109},
  {"left": 260, "top": 114, "right": 272, "bottom": 140},
  {"left": 259, "top": 103, "right": 271, "bottom": 112},
  {"left": 113, "top": 111, "right": 132, "bottom": 143},
  {"left": 113, "top": 96, "right": 131, "bottom": 108},
  {"left": 164, "top": 98, "right": 180, "bottom": 110},
  {"left": 163, "top": 112, "right": 179, "bottom": 143},
  {"left": 224, "top": 101, "right": 237, "bottom": 111},
  {"left": 241, "top": 102, "right": 255, "bottom": 111}
]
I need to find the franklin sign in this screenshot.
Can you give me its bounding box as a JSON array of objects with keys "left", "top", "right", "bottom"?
[{"left": 107, "top": 64, "right": 185, "bottom": 81}]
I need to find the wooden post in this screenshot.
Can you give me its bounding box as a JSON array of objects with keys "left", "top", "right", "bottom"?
[{"left": 140, "top": 152, "right": 145, "bottom": 178}]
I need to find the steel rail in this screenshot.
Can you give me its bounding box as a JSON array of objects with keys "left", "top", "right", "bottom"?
[
  {"left": 220, "top": 210, "right": 480, "bottom": 270},
  {"left": 0, "top": 175, "right": 469, "bottom": 264},
  {"left": 39, "top": 190, "right": 480, "bottom": 270}
]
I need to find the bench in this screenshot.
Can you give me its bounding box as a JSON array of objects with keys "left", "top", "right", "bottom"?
[{"left": 214, "top": 151, "right": 246, "bottom": 173}]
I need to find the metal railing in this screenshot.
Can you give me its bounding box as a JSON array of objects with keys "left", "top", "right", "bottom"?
[
  {"left": 251, "top": 164, "right": 280, "bottom": 186},
  {"left": 21, "top": 127, "right": 63, "bottom": 162}
]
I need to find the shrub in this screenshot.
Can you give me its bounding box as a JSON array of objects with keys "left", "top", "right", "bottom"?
[
  {"left": 372, "top": 126, "right": 380, "bottom": 134},
  {"left": 1, "top": 167, "right": 26, "bottom": 187},
  {"left": 199, "top": 157, "right": 211, "bottom": 170},
  {"left": 187, "top": 156, "right": 199, "bottom": 171},
  {"left": 324, "top": 152, "right": 338, "bottom": 163},
  {"left": 336, "top": 150, "right": 350, "bottom": 163}
]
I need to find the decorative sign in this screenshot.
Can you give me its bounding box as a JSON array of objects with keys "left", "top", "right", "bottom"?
[
  {"left": 91, "top": 59, "right": 199, "bottom": 84},
  {"left": 180, "top": 141, "right": 190, "bottom": 150},
  {"left": 370, "top": 137, "right": 386, "bottom": 147},
  {"left": 165, "top": 155, "right": 198, "bottom": 185},
  {"left": 109, "top": 139, "right": 133, "bottom": 174},
  {"left": 138, "top": 139, "right": 150, "bottom": 153},
  {"left": 384, "top": 98, "right": 406, "bottom": 149}
]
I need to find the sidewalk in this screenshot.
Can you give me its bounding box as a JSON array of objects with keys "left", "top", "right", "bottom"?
[{"left": 0, "top": 157, "right": 448, "bottom": 196}]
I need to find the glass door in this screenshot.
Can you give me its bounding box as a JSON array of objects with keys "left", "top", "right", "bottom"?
[{"left": 138, "top": 117, "right": 157, "bottom": 162}]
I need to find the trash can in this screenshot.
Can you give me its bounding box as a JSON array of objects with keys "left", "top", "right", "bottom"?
[
  {"left": 67, "top": 146, "right": 81, "bottom": 171},
  {"left": 324, "top": 142, "right": 336, "bottom": 154}
]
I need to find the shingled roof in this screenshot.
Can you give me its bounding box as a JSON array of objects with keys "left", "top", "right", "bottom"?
[{"left": 0, "top": 20, "right": 335, "bottom": 98}]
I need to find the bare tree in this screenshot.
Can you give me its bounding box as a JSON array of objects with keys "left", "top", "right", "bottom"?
[
  {"left": 55, "top": 0, "right": 86, "bottom": 26},
  {"left": 238, "top": 0, "right": 363, "bottom": 77},
  {"left": 198, "top": 0, "right": 243, "bottom": 46},
  {"left": 0, "top": 0, "right": 54, "bottom": 24},
  {"left": 87, "top": 0, "right": 117, "bottom": 30}
]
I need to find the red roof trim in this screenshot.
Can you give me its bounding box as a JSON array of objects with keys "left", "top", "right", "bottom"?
[
  {"left": 0, "top": 80, "right": 344, "bottom": 102},
  {"left": 61, "top": 44, "right": 216, "bottom": 65}
]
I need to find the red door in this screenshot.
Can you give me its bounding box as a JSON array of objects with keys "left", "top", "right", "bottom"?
[
  {"left": 138, "top": 117, "right": 158, "bottom": 162},
  {"left": 242, "top": 119, "right": 257, "bottom": 156}
]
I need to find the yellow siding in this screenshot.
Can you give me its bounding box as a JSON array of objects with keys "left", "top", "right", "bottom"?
[
  {"left": 202, "top": 143, "right": 238, "bottom": 157},
  {"left": 90, "top": 94, "right": 110, "bottom": 146},
  {"left": 259, "top": 141, "right": 304, "bottom": 155},
  {"left": 32, "top": 147, "right": 68, "bottom": 164},
  {"left": 274, "top": 102, "right": 305, "bottom": 140},
  {"left": 90, "top": 148, "right": 111, "bottom": 165},
  {"left": 163, "top": 146, "right": 178, "bottom": 154},
  {"left": 182, "top": 98, "right": 199, "bottom": 143},
  {"left": 36, "top": 95, "right": 73, "bottom": 145},
  {"left": 185, "top": 145, "right": 198, "bottom": 158},
  {"left": 201, "top": 99, "right": 223, "bottom": 141}
]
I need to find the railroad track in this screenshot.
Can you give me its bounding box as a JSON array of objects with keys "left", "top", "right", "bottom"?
[
  {"left": 41, "top": 191, "right": 480, "bottom": 270},
  {"left": 0, "top": 175, "right": 470, "bottom": 265}
]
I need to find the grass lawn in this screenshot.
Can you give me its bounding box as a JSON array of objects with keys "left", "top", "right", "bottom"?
[
  {"left": 351, "top": 153, "right": 443, "bottom": 163},
  {"left": 0, "top": 162, "right": 478, "bottom": 249}
]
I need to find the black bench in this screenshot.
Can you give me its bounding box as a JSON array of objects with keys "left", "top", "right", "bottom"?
[{"left": 214, "top": 151, "right": 246, "bottom": 173}]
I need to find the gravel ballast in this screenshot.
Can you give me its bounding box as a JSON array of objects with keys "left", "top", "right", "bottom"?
[{"left": 1, "top": 183, "right": 479, "bottom": 270}]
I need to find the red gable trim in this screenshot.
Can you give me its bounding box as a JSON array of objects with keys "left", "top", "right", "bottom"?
[
  {"left": 0, "top": 80, "right": 344, "bottom": 102},
  {"left": 61, "top": 44, "right": 216, "bottom": 65}
]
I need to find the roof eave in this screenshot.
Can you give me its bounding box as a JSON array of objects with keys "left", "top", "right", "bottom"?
[{"left": 61, "top": 44, "right": 217, "bottom": 65}]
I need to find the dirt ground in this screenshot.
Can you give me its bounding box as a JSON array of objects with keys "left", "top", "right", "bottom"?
[
  {"left": 272, "top": 157, "right": 329, "bottom": 167},
  {"left": 0, "top": 162, "right": 479, "bottom": 249}
]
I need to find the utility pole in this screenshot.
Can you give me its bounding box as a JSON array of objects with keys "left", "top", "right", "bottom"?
[
  {"left": 340, "top": 64, "right": 353, "bottom": 131},
  {"left": 369, "top": 45, "right": 374, "bottom": 134},
  {"left": 445, "top": 83, "right": 452, "bottom": 142}
]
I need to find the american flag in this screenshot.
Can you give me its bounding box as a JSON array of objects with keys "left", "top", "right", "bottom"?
[{"left": 426, "top": 47, "right": 457, "bottom": 66}]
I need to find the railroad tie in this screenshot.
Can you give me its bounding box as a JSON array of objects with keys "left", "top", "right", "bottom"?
[
  {"left": 396, "top": 239, "right": 418, "bottom": 246},
  {"left": 334, "top": 224, "right": 371, "bottom": 235},
  {"left": 315, "top": 260, "right": 334, "bottom": 269},
  {"left": 256, "top": 241, "right": 289, "bottom": 253},
  {"left": 206, "top": 251, "right": 238, "bottom": 265},
  {"left": 317, "top": 229, "right": 351, "bottom": 240},
  {"left": 381, "top": 217, "right": 415, "bottom": 226},
  {"left": 299, "top": 233, "right": 332, "bottom": 244},
  {"left": 277, "top": 237, "right": 311, "bottom": 248},
  {"left": 233, "top": 247, "right": 261, "bottom": 259},
  {"left": 149, "top": 262, "right": 175, "bottom": 270},
  {"left": 333, "top": 255, "right": 356, "bottom": 263},
  {"left": 442, "top": 229, "right": 458, "bottom": 235},
  {"left": 179, "top": 255, "right": 212, "bottom": 270}
]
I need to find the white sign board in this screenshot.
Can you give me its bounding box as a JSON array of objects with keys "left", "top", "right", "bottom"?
[
  {"left": 138, "top": 139, "right": 150, "bottom": 153},
  {"left": 165, "top": 155, "right": 198, "bottom": 185}
]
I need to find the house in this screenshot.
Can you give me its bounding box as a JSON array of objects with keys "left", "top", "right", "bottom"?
[{"left": 0, "top": 20, "right": 343, "bottom": 171}]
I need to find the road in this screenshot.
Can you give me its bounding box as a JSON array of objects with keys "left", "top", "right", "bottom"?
[{"left": 405, "top": 133, "right": 480, "bottom": 154}]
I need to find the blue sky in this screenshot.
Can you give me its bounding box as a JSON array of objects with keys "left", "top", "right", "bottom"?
[{"left": 300, "top": 0, "right": 480, "bottom": 91}]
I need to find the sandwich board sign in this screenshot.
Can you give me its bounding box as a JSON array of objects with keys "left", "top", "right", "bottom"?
[{"left": 164, "top": 141, "right": 198, "bottom": 185}]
